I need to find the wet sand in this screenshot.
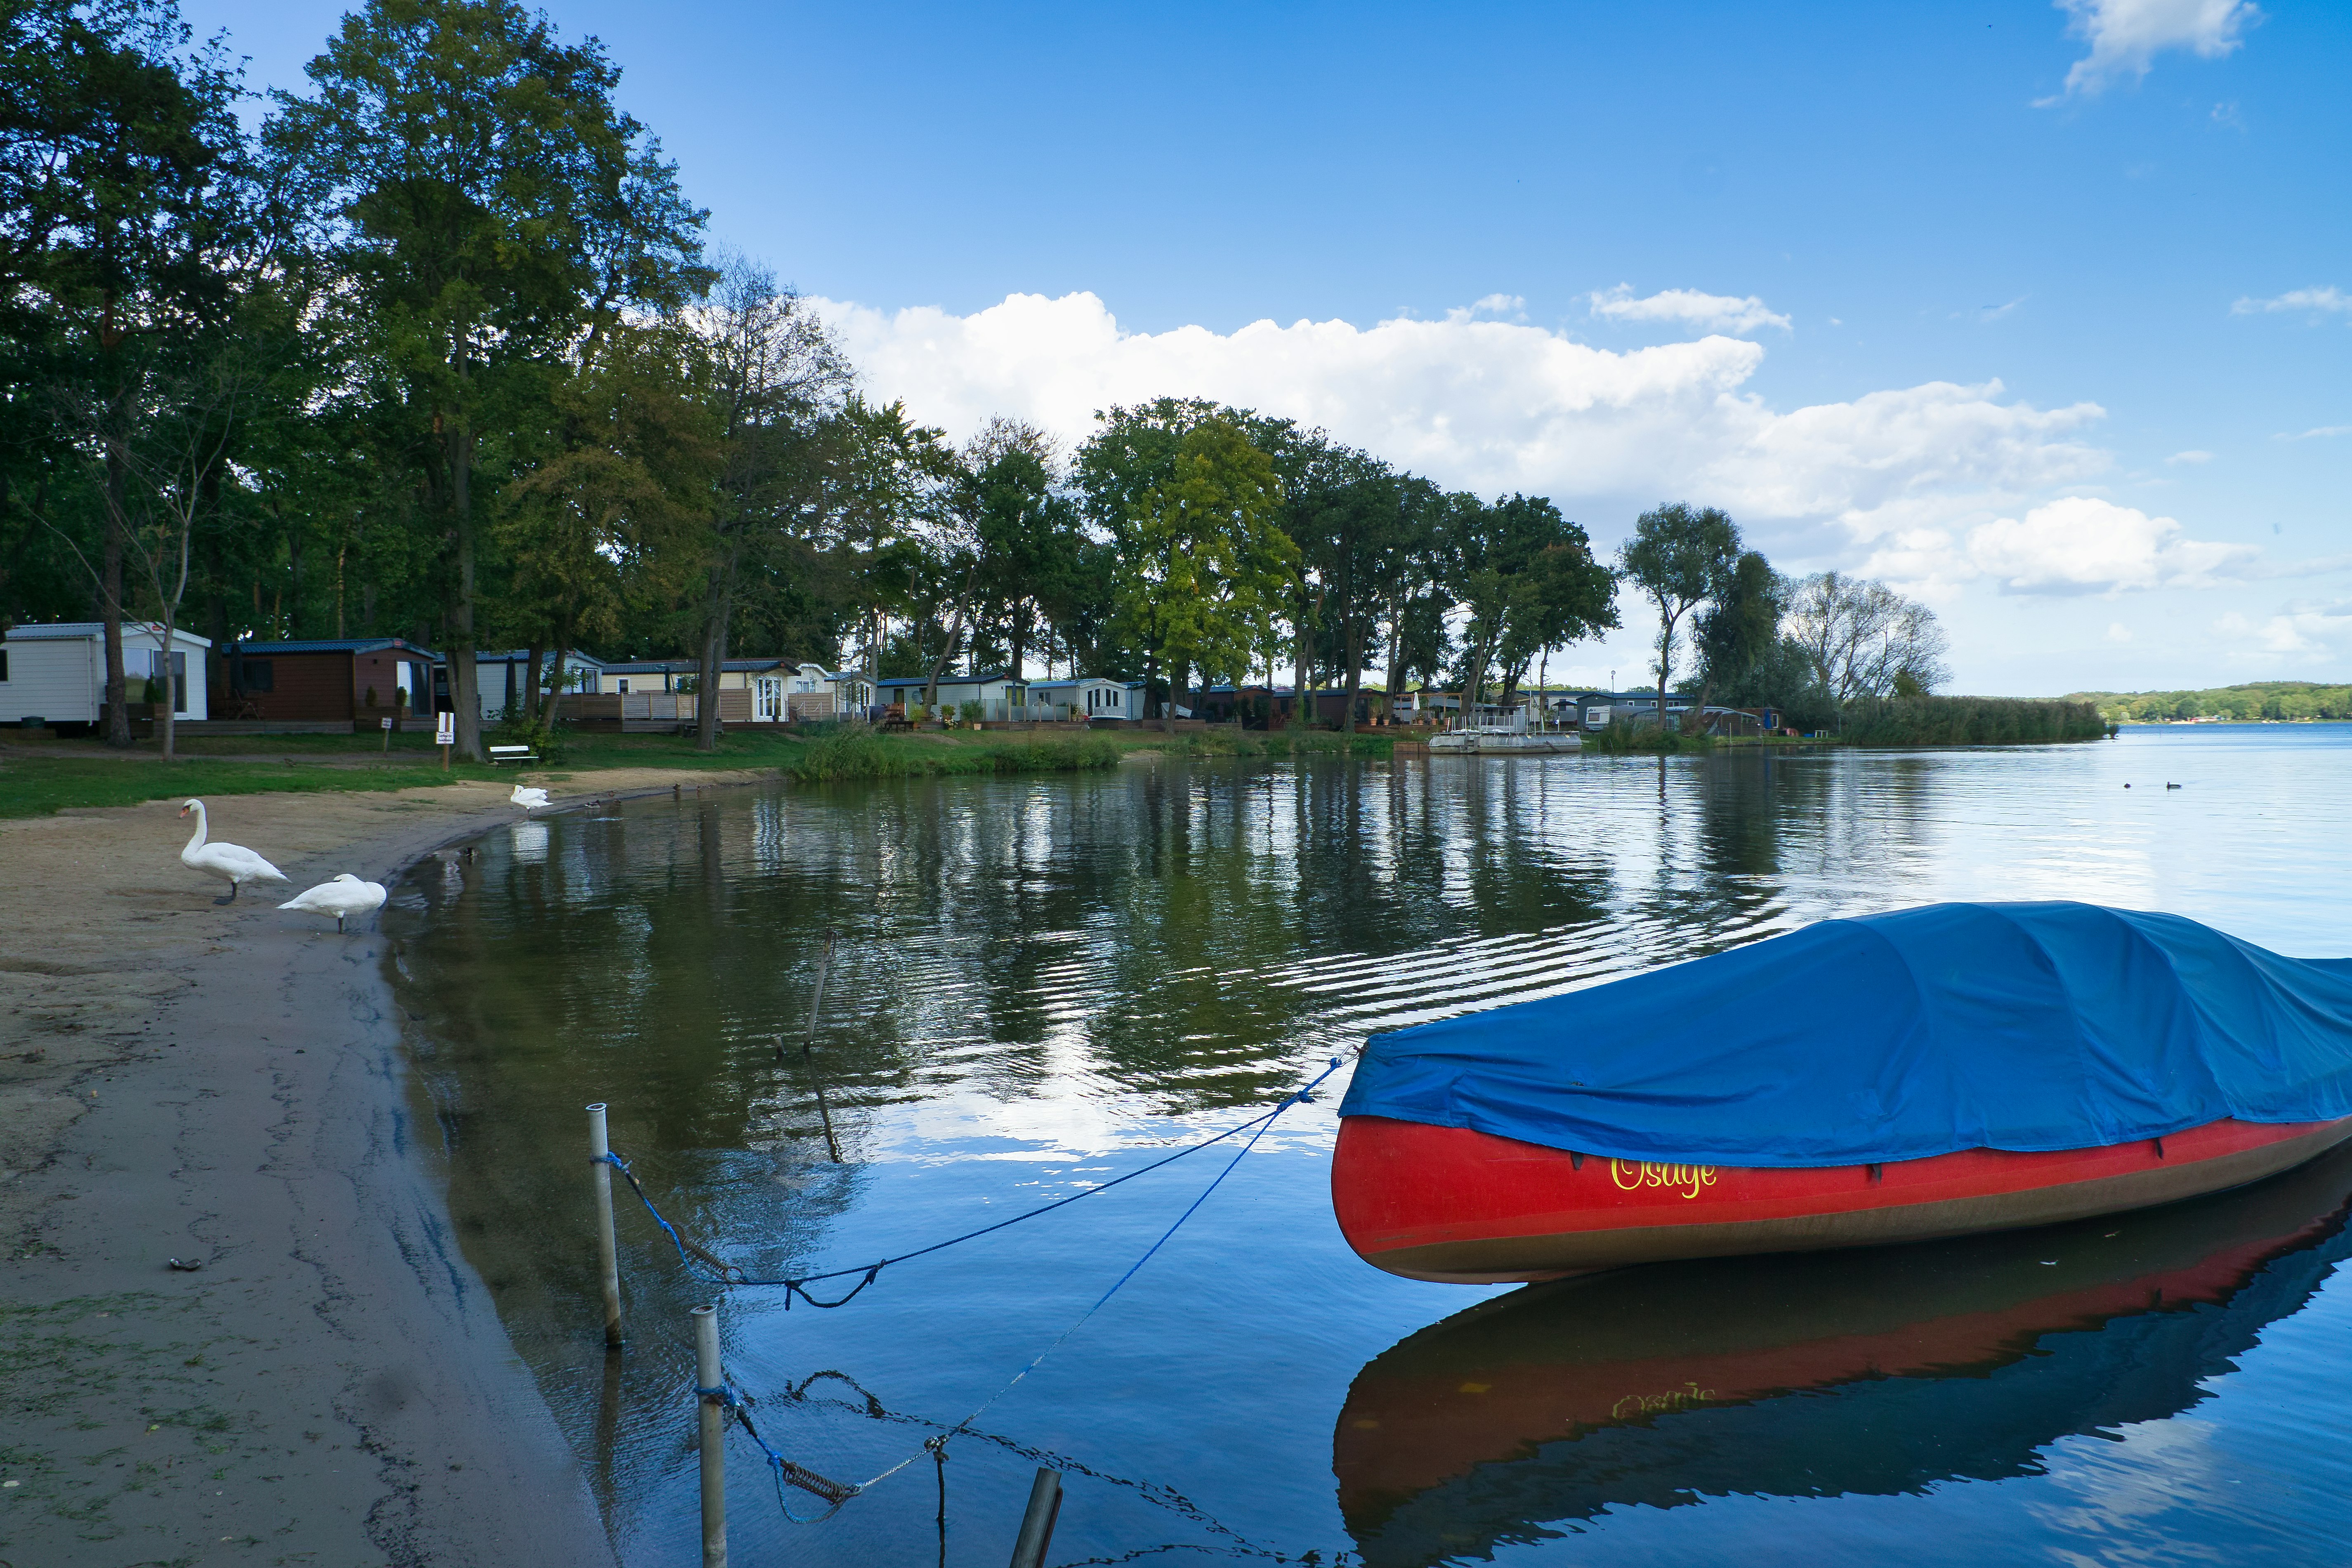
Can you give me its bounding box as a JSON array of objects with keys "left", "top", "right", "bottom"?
[{"left": 0, "top": 769, "right": 766, "bottom": 1566}]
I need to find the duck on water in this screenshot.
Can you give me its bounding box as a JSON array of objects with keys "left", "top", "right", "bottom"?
[{"left": 1332, "top": 902, "right": 2352, "bottom": 1283}]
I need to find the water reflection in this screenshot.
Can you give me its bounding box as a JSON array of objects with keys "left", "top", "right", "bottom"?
[
  {"left": 1336, "top": 1145, "right": 2352, "bottom": 1566},
  {"left": 385, "top": 731, "right": 2352, "bottom": 1565}
]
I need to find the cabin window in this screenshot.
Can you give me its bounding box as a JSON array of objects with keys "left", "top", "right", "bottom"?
[
  {"left": 242, "top": 659, "right": 274, "bottom": 693},
  {"left": 0, "top": 650, "right": 8, "bottom": 681},
  {"left": 616, "top": 679, "right": 630, "bottom": 693}
]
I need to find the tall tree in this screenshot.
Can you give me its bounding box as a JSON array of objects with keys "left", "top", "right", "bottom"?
[
  {"left": 5, "top": 0, "right": 245, "bottom": 745},
  {"left": 1687, "top": 549, "right": 1782, "bottom": 730},
  {"left": 270, "top": 0, "right": 706, "bottom": 758},
  {"left": 686, "top": 257, "right": 847, "bottom": 747},
  {"left": 1113, "top": 415, "right": 1295, "bottom": 730},
  {"left": 1448, "top": 493, "right": 1616, "bottom": 711},
  {"left": 1617, "top": 502, "right": 1740, "bottom": 726}
]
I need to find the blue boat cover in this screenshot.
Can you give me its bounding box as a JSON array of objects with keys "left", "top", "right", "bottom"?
[{"left": 1338, "top": 903, "right": 2352, "bottom": 1167}]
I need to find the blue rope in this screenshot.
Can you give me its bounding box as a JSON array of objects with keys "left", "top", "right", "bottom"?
[{"left": 599, "top": 1057, "right": 1343, "bottom": 1310}]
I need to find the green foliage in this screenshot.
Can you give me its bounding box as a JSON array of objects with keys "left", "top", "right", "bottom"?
[
  {"left": 1840, "top": 696, "right": 2107, "bottom": 745},
  {"left": 2069, "top": 682, "right": 2352, "bottom": 723},
  {"left": 786, "top": 731, "right": 1120, "bottom": 782},
  {"left": 1113, "top": 415, "right": 1297, "bottom": 717},
  {"left": 1618, "top": 502, "right": 1739, "bottom": 713},
  {"left": 1585, "top": 719, "right": 1716, "bottom": 755},
  {"left": 488, "top": 712, "right": 569, "bottom": 766}
]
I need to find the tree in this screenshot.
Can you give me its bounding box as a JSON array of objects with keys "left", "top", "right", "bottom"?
[
  {"left": 1375, "top": 478, "right": 1452, "bottom": 712},
  {"left": 5, "top": 0, "right": 245, "bottom": 745},
  {"left": 1113, "top": 416, "right": 1296, "bottom": 730},
  {"left": 1448, "top": 493, "right": 1617, "bottom": 711},
  {"left": 822, "top": 395, "right": 956, "bottom": 706},
  {"left": 1617, "top": 502, "right": 1740, "bottom": 726},
  {"left": 1784, "top": 571, "right": 1950, "bottom": 705},
  {"left": 1686, "top": 549, "right": 1782, "bottom": 731},
  {"left": 499, "top": 318, "right": 717, "bottom": 726},
  {"left": 271, "top": 0, "right": 707, "bottom": 758},
  {"left": 684, "top": 257, "right": 848, "bottom": 747}
]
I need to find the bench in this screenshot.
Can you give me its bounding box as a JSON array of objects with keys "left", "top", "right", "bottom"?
[{"left": 487, "top": 744, "right": 539, "bottom": 765}]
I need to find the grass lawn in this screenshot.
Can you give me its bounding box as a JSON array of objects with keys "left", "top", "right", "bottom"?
[{"left": 0, "top": 722, "right": 1397, "bottom": 820}]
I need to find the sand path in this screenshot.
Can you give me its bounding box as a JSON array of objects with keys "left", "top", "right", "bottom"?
[{"left": 0, "top": 768, "right": 766, "bottom": 1566}]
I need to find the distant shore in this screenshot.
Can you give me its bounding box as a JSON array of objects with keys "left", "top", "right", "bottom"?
[{"left": 0, "top": 769, "right": 758, "bottom": 1565}]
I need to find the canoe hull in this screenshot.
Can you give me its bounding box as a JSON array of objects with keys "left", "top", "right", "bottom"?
[{"left": 1333, "top": 1113, "right": 2352, "bottom": 1283}]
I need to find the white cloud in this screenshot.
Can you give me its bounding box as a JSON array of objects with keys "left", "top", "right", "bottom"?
[
  {"left": 1967, "top": 496, "right": 2258, "bottom": 594},
  {"left": 2165, "top": 449, "right": 2213, "bottom": 464},
  {"left": 2213, "top": 600, "right": 2352, "bottom": 663},
  {"left": 2278, "top": 425, "right": 2352, "bottom": 440},
  {"left": 2232, "top": 286, "right": 2350, "bottom": 318},
  {"left": 2056, "top": 0, "right": 2262, "bottom": 97},
  {"left": 1587, "top": 284, "right": 1791, "bottom": 335},
  {"left": 2107, "top": 622, "right": 2135, "bottom": 641},
  {"left": 817, "top": 291, "right": 2107, "bottom": 550}
]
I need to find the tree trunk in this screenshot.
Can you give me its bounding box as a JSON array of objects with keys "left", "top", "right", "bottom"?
[
  {"left": 1339, "top": 613, "right": 1366, "bottom": 733},
  {"left": 446, "top": 410, "right": 484, "bottom": 762},
  {"left": 1655, "top": 602, "right": 1680, "bottom": 736},
  {"left": 101, "top": 436, "right": 131, "bottom": 748},
  {"left": 1165, "top": 654, "right": 1189, "bottom": 732},
  {"left": 694, "top": 539, "right": 741, "bottom": 752},
  {"left": 544, "top": 640, "right": 568, "bottom": 728}
]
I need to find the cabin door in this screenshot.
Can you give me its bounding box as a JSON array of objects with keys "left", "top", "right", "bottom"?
[{"left": 754, "top": 676, "right": 783, "bottom": 723}]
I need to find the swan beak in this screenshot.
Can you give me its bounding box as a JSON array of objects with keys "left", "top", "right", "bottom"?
[{"left": 177, "top": 803, "right": 191, "bottom": 817}]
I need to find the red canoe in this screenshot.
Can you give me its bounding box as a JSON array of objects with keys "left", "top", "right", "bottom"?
[{"left": 1333, "top": 1111, "right": 2352, "bottom": 1284}]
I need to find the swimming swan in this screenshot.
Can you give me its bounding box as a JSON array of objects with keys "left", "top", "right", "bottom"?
[
  {"left": 279, "top": 873, "right": 388, "bottom": 933},
  {"left": 511, "top": 784, "right": 550, "bottom": 811},
  {"left": 177, "top": 799, "right": 289, "bottom": 904}
]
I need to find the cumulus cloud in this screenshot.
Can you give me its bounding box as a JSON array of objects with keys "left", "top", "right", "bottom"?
[
  {"left": 1587, "top": 284, "right": 1791, "bottom": 335},
  {"left": 2107, "top": 622, "right": 2134, "bottom": 641},
  {"left": 817, "top": 291, "right": 2107, "bottom": 549},
  {"left": 2278, "top": 424, "right": 2352, "bottom": 440},
  {"left": 1966, "top": 496, "right": 2258, "bottom": 594},
  {"left": 2165, "top": 449, "right": 2213, "bottom": 464},
  {"left": 2055, "top": 0, "right": 2262, "bottom": 97},
  {"left": 2214, "top": 599, "right": 2352, "bottom": 663},
  {"left": 2232, "top": 285, "right": 2350, "bottom": 318}
]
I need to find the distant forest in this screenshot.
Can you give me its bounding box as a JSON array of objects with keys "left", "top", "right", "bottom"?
[{"left": 2066, "top": 682, "right": 2352, "bottom": 723}]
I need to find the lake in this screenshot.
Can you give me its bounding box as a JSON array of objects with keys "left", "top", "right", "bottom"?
[{"left": 385, "top": 724, "right": 2352, "bottom": 1566}]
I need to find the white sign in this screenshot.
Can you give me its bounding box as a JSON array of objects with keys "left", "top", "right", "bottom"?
[
  {"left": 380, "top": 716, "right": 394, "bottom": 731},
  {"left": 435, "top": 712, "right": 455, "bottom": 745}
]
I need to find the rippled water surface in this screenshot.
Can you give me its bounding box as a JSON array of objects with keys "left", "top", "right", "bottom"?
[{"left": 386, "top": 726, "right": 2352, "bottom": 1566}]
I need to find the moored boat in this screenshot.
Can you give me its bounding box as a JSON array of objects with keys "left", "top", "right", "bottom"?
[
  {"left": 1334, "top": 1140, "right": 2352, "bottom": 1563},
  {"left": 1334, "top": 902, "right": 2352, "bottom": 1283}
]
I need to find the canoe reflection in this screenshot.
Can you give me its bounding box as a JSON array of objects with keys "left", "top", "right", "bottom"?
[{"left": 1334, "top": 1145, "right": 2352, "bottom": 1566}]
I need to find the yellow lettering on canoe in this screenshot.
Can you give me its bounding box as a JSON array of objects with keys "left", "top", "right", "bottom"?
[
  {"left": 1608, "top": 1158, "right": 1720, "bottom": 1199},
  {"left": 1609, "top": 1381, "right": 1717, "bottom": 1419}
]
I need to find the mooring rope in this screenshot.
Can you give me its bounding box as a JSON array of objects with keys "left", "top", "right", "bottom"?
[
  {"left": 600, "top": 1057, "right": 1343, "bottom": 1309},
  {"left": 632, "top": 1057, "right": 1344, "bottom": 1535}
]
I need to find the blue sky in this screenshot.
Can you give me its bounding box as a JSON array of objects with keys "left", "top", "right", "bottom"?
[{"left": 192, "top": 0, "right": 2350, "bottom": 694}]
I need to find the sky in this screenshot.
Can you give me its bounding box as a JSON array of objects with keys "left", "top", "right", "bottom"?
[{"left": 186, "top": 0, "right": 2351, "bottom": 696}]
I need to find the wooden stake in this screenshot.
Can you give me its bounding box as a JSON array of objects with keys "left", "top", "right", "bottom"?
[
  {"left": 587, "top": 1103, "right": 623, "bottom": 1346},
  {"left": 694, "top": 1304, "right": 727, "bottom": 1568}
]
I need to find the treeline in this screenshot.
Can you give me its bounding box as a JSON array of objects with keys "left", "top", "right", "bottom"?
[
  {"left": 0, "top": 0, "right": 1967, "bottom": 762},
  {"left": 2068, "top": 683, "right": 2352, "bottom": 724}
]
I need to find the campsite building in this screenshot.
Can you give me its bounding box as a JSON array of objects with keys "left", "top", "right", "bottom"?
[{"left": 0, "top": 622, "right": 212, "bottom": 729}]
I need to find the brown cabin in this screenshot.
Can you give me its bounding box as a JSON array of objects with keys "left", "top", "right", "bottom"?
[{"left": 216, "top": 638, "right": 441, "bottom": 728}]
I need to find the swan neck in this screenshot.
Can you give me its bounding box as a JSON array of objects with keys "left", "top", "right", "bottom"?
[{"left": 183, "top": 802, "right": 208, "bottom": 856}]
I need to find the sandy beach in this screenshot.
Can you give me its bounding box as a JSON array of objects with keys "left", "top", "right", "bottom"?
[{"left": 0, "top": 769, "right": 766, "bottom": 1566}]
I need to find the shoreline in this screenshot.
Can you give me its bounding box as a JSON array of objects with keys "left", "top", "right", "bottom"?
[{"left": 0, "top": 769, "right": 766, "bottom": 1565}]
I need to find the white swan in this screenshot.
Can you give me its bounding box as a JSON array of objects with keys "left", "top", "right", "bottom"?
[
  {"left": 510, "top": 783, "right": 550, "bottom": 811},
  {"left": 178, "top": 799, "right": 289, "bottom": 905},
  {"left": 278, "top": 873, "right": 388, "bottom": 933}
]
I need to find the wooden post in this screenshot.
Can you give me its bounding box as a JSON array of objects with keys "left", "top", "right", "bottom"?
[
  {"left": 694, "top": 1303, "right": 727, "bottom": 1568},
  {"left": 1007, "top": 1468, "right": 1062, "bottom": 1568},
  {"left": 803, "top": 927, "right": 837, "bottom": 1050},
  {"left": 587, "top": 1103, "right": 623, "bottom": 1346}
]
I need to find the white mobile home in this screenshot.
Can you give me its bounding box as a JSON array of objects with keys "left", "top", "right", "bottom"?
[
  {"left": 874, "top": 672, "right": 1033, "bottom": 722},
  {"left": 783, "top": 663, "right": 872, "bottom": 720},
  {"left": 0, "top": 622, "right": 210, "bottom": 728},
  {"left": 1029, "top": 677, "right": 1142, "bottom": 722}
]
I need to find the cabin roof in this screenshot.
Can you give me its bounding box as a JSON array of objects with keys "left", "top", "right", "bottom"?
[{"left": 6, "top": 621, "right": 215, "bottom": 647}]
